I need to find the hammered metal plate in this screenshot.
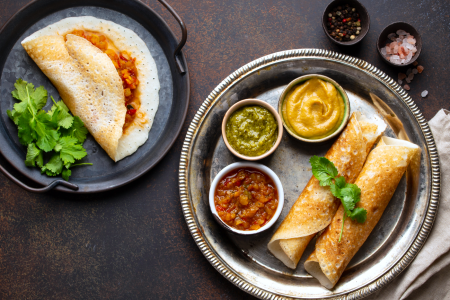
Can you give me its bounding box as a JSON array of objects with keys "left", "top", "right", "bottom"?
[{"left": 179, "top": 49, "right": 440, "bottom": 299}]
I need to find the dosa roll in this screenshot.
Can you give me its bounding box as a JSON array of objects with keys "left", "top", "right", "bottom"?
[
  {"left": 22, "top": 34, "right": 125, "bottom": 161},
  {"left": 21, "top": 17, "right": 160, "bottom": 161},
  {"left": 304, "top": 137, "right": 420, "bottom": 289},
  {"left": 268, "top": 112, "right": 386, "bottom": 269}
]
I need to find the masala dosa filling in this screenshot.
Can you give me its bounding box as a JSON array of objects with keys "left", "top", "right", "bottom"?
[{"left": 67, "top": 30, "right": 140, "bottom": 133}]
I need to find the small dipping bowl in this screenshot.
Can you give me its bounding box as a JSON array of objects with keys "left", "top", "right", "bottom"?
[
  {"left": 377, "top": 21, "right": 422, "bottom": 67},
  {"left": 222, "top": 99, "right": 283, "bottom": 161},
  {"left": 278, "top": 74, "right": 350, "bottom": 143},
  {"left": 322, "top": 0, "right": 370, "bottom": 46},
  {"left": 209, "top": 162, "right": 284, "bottom": 235}
]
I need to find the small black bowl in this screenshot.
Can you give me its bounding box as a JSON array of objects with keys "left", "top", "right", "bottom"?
[
  {"left": 322, "top": 0, "right": 370, "bottom": 46},
  {"left": 377, "top": 22, "right": 422, "bottom": 67}
]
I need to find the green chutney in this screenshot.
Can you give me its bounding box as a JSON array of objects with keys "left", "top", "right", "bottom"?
[{"left": 226, "top": 105, "right": 278, "bottom": 156}]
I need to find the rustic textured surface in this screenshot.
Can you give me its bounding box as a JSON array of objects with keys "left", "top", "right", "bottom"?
[{"left": 0, "top": 0, "right": 448, "bottom": 299}]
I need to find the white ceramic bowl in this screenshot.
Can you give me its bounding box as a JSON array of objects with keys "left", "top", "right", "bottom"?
[{"left": 209, "top": 162, "right": 284, "bottom": 235}]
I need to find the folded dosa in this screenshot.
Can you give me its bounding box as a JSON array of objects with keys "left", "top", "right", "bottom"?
[
  {"left": 304, "top": 137, "right": 420, "bottom": 289},
  {"left": 268, "top": 112, "right": 386, "bottom": 269},
  {"left": 21, "top": 17, "right": 160, "bottom": 161}
]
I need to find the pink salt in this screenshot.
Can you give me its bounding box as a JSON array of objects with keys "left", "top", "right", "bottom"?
[
  {"left": 398, "top": 46, "right": 406, "bottom": 58},
  {"left": 393, "top": 45, "right": 399, "bottom": 54},
  {"left": 407, "top": 38, "right": 416, "bottom": 45},
  {"left": 382, "top": 31, "right": 417, "bottom": 65}
]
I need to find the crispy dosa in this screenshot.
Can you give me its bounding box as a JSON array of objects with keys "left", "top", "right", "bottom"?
[
  {"left": 21, "top": 17, "right": 160, "bottom": 161},
  {"left": 304, "top": 137, "right": 420, "bottom": 289},
  {"left": 268, "top": 112, "right": 386, "bottom": 269}
]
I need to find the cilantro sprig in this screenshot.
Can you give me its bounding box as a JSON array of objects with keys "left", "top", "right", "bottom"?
[
  {"left": 310, "top": 156, "right": 367, "bottom": 242},
  {"left": 7, "top": 79, "right": 91, "bottom": 181}
]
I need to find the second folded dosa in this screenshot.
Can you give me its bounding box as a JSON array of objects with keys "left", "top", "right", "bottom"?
[
  {"left": 304, "top": 137, "right": 420, "bottom": 289},
  {"left": 268, "top": 112, "right": 386, "bottom": 269}
]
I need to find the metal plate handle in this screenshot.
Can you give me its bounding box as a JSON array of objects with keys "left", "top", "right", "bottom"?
[
  {"left": 158, "top": 0, "right": 187, "bottom": 74},
  {"left": 0, "top": 160, "right": 79, "bottom": 193}
]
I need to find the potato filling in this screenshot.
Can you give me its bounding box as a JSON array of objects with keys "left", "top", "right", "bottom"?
[{"left": 68, "top": 30, "right": 140, "bottom": 132}]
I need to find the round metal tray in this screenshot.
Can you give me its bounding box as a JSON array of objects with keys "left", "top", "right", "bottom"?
[
  {"left": 179, "top": 49, "right": 440, "bottom": 299},
  {"left": 0, "top": 0, "right": 189, "bottom": 193}
]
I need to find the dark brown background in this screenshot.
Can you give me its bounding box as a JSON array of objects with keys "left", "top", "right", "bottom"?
[{"left": 0, "top": 0, "right": 448, "bottom": 299}]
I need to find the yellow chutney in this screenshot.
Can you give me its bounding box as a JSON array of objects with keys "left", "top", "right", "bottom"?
[{"left": 282, "top": 78, "right": 345, "bottom": 139}]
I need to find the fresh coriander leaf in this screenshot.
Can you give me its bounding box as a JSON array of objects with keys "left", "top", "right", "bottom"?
[
  {"left": 17, "top": 109, "right": 36, "bottom": 146},
  {"left": 53, "top": 97, "right": 69, "bottom": 112},
  {"left": 339, "top": 183, "right": 361, "bottom": 216},
  {"left": 13, "top": 99, "right": 29, "bottom": 115},
  {"left": 330, "top": 183, "right": 339, "bottom": 198},
  {"left": 334, "top": 176, "right": 346, "bottom": 189},
  {"left": 310, "top": 155, "right": 368, "bottom": 242},
  {"left": 47, "top": 104, "right": 58, "bottom": 118},
  {"left": 56, "top": 136, "right": 87, "bottom": 164},
  {"left": 11, "top": 79, "right": 33, "bottom": 111},
  {"left": 24, "top": 143, "right": 43, "bottom": 167},
  {"left": 30, "top": 86, "right": 47, "bottom": 111},
  {"left": 340, "top": 183, "right": 361, "bottom": 205},
  {"left": 310, "top": 155, "right": 338, "bottom": 186},
  {"left": 41, "top": 153, "right": 63, "bottom": 175},
  {"left": 342, "top": 197, "right": 355, "bottom": 213},
  {"left": 6, "top": 110, "right": 13, "bottom": 121},
  {"left": 54, "top": 143, "right": 62, "bottom": 152},
  {"left": 48, "top": 98, "right": 73, "bottom": 129},
  {"left": 9, "top": 79, "right": 43, "bottom": 130},
  {"left": 11, "top": 79, "right": 42, "bottom": 115},
  {"left": 330, "top": 176, "right": 346, "bottom": 198},
  {"left": 37, "top": 153, "right": 44, "bottom": 168},
  {"left": 7, "top": 109, "right": 23, "bottom": 125},
  {"left": 11, "top": 79, "right": 32, "bottom": 102},
  {"left": 51, "top": 105, "right": 73, "bottom": 129},
  {"left": 9, "top": 79, "right": 92, "bottom": 179},
  {"left": 62, "top": 169, "right": 71, "bottom": 181},
  {"left": 48, "top": 96, "right": 69, "bottom": 114},
  {"left": 61, "top": 116, "right": 88, "bottom": 143},
  {"left": 56, "top": 110, "right": 73, "bottom": 129},
  {"left": 349, "top": 207, "right": 367, "bottom": 223},
  {"left": 35, "top": 111, "right": 60, "bottom": 152}
]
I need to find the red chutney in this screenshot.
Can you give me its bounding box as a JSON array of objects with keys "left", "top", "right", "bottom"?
[
  {"left": 67, "top": 30, "right": 140, "bottom": 132},
  {"left": 214, "top": 168, "right": 278, "bottom": 231}
]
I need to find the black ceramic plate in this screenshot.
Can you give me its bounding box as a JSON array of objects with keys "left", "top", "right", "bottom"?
[{"left": 0, "top": 0, "right": 189, "bottom": 193}]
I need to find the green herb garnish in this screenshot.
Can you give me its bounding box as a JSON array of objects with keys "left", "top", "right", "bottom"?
[
  {"left": 310, "top": 155, "right": 367, "bottom": 242},
  {"left": 7, "top": 78, "right": 91, "bottom": 181}
]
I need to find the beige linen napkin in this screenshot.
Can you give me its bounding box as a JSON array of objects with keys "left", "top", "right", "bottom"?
[{"left": 365, "top": 109, "right": 450, "bottom": 300}]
